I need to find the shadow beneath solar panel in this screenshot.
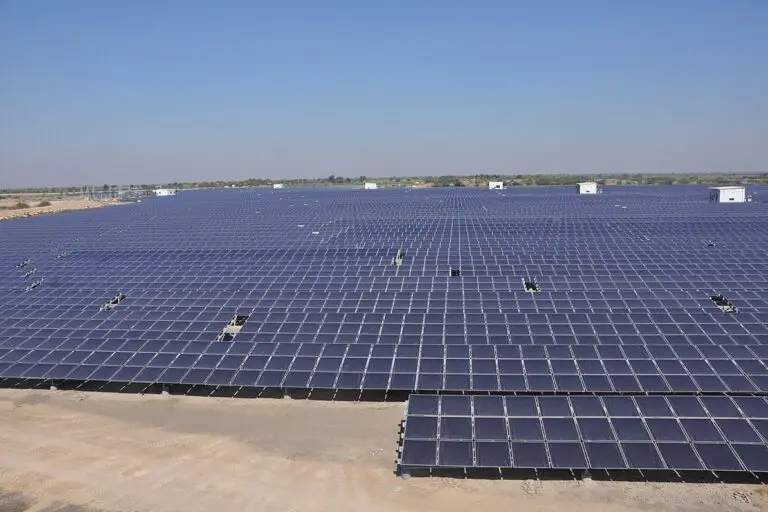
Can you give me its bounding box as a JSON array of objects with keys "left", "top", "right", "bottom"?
[
  {"left": 362, "top": 390, "right": 410, "bottom": 402},
  {"left": 0, "top": 377, "right": 422, "bottom": 404},
  {"left": 0, "top": 378, "right": 49, "bottom": 390},
  {"left": 395, "top": 466, "right": 768, "bottom": 484}
]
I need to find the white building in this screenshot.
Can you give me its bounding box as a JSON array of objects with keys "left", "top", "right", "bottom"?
[
  {"left": 273, "top": 183, "right": 284, "bottom": 189},
  {"left": 488, "top": 181, "right": 504, "bottom": 190},
  {"left": 154, "top": 188, "right": 176, "bottom": 196},
  {"left": 577, "top": 182, "right": 598, "bottom": 194},
  {"left": 709, "top": 186, "right": 746, "bottom": 203},
  {"left": 364, "top": 182, "right": 378, "bottom": 190}
]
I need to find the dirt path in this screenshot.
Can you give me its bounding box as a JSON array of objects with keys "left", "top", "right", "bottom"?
[{"left": 0, "top": 389, "right": 765, "bottom": 512}]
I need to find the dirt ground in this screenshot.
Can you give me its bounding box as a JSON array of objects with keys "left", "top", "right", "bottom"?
[
  {"left": 0, "top": 199, "right": 106, "bottom": 221},
  {"left": 0, "top": 389, "right": 765, "bottom": 512}
]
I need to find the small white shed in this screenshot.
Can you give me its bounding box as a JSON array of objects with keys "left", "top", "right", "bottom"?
[
  {"left": 364, "top": 182, "right": 378, "bottom": 190},
  {"left": 709, "top": 186, "right": 745, "bottom": 203},
  {"left": 488, "top": 181, "right": 504, "bottom": 190},
  {"left": 273, "top": 183, "right": 284, "bottom": 189},
  {"left": 154, "top": 188, "right": 176, "bottom": 196},
  {"left": 577, "top": 182, "right": 598, "bottom": 194}
]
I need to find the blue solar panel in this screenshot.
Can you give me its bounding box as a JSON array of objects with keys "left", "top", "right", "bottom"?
[
  {"left": 400, "top": 394, "right": 768, "bottom": 473},
  {"left": 2, "top": 187, "right": 768, "bottom": 407}
]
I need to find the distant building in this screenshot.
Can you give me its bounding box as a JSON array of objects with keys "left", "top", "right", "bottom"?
[
  {"left": 273, "top": 183, "right": 284, "bottom": 189},
  {"left": 364, "top": 182, "right": 378, "bottom": 190},
  {"left": 488, "top": 181, "right": 504, "bottom": 190},
  {"left": 709, "top": 186, "right": 746, "bottom": 203},
  {"left": 154, "top": 189, "right": 176, "bottom": 196},
  {"left": 577, "top": 182, "right": 598, "bottom": 194}
]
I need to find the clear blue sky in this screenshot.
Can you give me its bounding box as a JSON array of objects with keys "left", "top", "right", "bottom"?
[{"left": 1, "top": 0, "right": 767, "bottom": 187}]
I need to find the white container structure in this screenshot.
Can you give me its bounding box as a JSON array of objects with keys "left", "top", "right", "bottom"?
[
  {"left": 154, "top": 189, "right": 176, "bottom": 196},
  {"left": 364, "top": 182, "right": 378, "bottom": 190},
  {"left": 273, "top": 183, "right": 284, "bottom": 189},
  {"left": 709, "top": 186, "right": 746, "bottom": 203},
  {"left": 488, "top": 181, "right": 504, "bottom": 190},
  {"left": 577, "top": 182, "right": 598, "bottom": 194}
]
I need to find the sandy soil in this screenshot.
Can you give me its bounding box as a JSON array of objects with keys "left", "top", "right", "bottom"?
[
  {"left": 0, "top": 390, "right": 766, "bottom": 512},
  {"left": 0, "top": 199, "right": 106, "bottom": 221}
]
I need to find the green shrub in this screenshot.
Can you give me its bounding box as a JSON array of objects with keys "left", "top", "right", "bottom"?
[
  {"left": 37, "top": 200, "right": 52, "bottom": 207},
  {"left": 12, "top": 202, "right": 30, "bottom": 209}
]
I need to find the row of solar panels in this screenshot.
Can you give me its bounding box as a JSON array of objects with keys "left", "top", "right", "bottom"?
[
  {"left": 1, "top": 333, "right": 765, "bottom": 350},
  {"left": 12, "top": 245, "right": 763, "bottom": 256},
  {"left": 4, "top": 309, "right": 767, "bottom": 325},
  {"left": 3, "top": 316, "right": 764, "bottom": 333},
  {"left": 11, "top": 233, "right": 765, "bottom": 246},
  {"left": 5, "top": 224, "right": 765, "bottom": 237},
  {"left": 8, "top": 273, "right": 766, "bottom": 284},
  {"left": 5, "top": 289, "right": 766, "bottom": 304},
  {"left": 1, "top": 364, "right": 766, "bottom": 394},
  {"left": 4, "top": 304, "right": 763, "bottom": 317},
  {"left": 54, "top": 243, "right": 768, "bottom": 254},
  {"left": 399, "top": 394, "right": 768, "bottom": 473},
  {"left": 3, "top": 295, "right": 766, "bottom": 311},
  {"left": 10, "top": 250, "right": 768, "bottom": 260},
  {"left": 9, "top": 271, "right": 768, "bottom": 282},
  {"left": 3, "top": 351, "right": 766, "bottom": 381},
  {"left": 10, "top": 279, "right": 765, "bottom": 289},
  {"left": 20, "top": 236, "right": 766, "bottom": 250},
  {"left": 5, "top": 277, "right": 768, "bottom": 290},
  {"left": 19, "top": 250, "right": 768, "bottom": 259},
  {"left": 2, "top": 331, "right": 767, "bottom": 350},
  {"left": 1, "top": 352, "right": 767, "bottom": 394},
  {"left": 15, "top": 238, "right": 764, "bottom": 249},
  {"left": 405, "top": 394, "right": 767, "bottom": 418},
  {"left": 2, "top": 314, "right": 765, "bottom": 334},
  {"left": 7, "top": 287, "right": 766, "bottom": 298},
  {"left": 2, "top": 307, "right": 764, "bottom": 323},
  {"left": 2, "top": 308, "right": 764, "bottom": 325},
  {"left": 4, "top": 341, "right": 765, "bottom": 360},
  {"left": 10, "top": 262, "right": 765, "bottom": 275},
  {"left": 3, "top": 333, "right": 767, "bottom": 353},
  {"left": 39, "top": 265, "right": 768, "bottom": 274},
  {"left": 3, "top": 303, "right": 764, "bottom": 321},
  {"left": 22, "top": 253, "right": 761, "bottom": 267},
  {"left": 14, "top": 237, "right": 758, "bottom": 250},
  {"left": 4, "top": 298, "right": 765, "bottom": 313},
  {"left": 9, "top": 222, "right": 763, "bottom": 235}
]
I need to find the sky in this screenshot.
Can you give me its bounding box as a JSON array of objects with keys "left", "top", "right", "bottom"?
[{"left": 1, "top": 1, "right": 767, "bottom": 187}]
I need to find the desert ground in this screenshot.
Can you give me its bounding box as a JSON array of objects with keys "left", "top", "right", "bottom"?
[
  {"left": 0, "top": 389, "right": 765, "bottom": 512},
  {"left": 0, "top": 196, "right": 106, "bottom": 221}
]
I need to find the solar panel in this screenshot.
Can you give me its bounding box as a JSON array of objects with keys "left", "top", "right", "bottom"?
[
  {"left": 400, "top": 394, "right": 768, "bottom": 473},
  {"left": 3, "top": 339, "right": 766, "bottom": 392},
  {"left": 2, "top": 186, "right": 768, "bottom": 474}
]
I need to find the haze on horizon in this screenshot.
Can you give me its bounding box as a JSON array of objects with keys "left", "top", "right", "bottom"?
[{"left": 1, "top": 0, "right": 767, "bottom": 188}]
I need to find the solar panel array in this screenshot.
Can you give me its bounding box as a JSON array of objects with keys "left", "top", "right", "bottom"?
[
  {"left": 400, "top": 394, "right": 768, "bottom": 473},
  {"left": 1, "top": 185, "right": 768, "bottom": 473}
]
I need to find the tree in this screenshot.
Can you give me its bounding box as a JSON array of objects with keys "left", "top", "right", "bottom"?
[
  {"left": 102, "top": 184, "right": 110, "bottom": 192},
  {"left": 327, "top": 175, "right": 335, "bottom": 182}
]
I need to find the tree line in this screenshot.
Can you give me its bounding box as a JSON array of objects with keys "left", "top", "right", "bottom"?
[{"left": 3, "top": 173, "right": 768, "bottom": 194}]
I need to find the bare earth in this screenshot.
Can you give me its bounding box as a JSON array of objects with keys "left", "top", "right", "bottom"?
[
  {"left": 0, "top": 389, "right": 765, "bottom": 512},
  {"left": 0, "top": 200, "right": 106, "bottom": 221}
]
